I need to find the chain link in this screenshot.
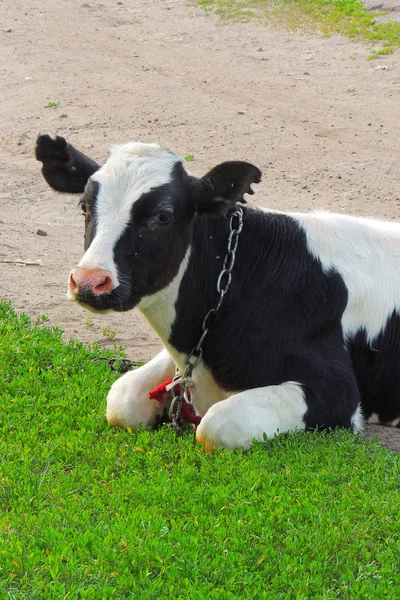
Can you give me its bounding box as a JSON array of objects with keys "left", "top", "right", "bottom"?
[{"left": 169, "top": 206, "right": 244, "bottom": 433}]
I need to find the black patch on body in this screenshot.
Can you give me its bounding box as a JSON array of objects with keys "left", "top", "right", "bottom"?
[
  {"left": 348, "top": 311, "right": 400, "bottom": 425},
  {"left": 170, "top": 208, "right": 361, "bottom": 430}
]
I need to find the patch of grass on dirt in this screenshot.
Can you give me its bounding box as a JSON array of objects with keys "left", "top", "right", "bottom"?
[
  {"left": 198, "top": 0, "right": 400, "bottom": 58},
  {"left": 1, "top": 300, "right": 400, "bottom": 598}
]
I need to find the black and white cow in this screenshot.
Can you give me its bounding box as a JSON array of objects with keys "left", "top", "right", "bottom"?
[{"left": 36, "top": 134, "right": 400, "bottom": 450}]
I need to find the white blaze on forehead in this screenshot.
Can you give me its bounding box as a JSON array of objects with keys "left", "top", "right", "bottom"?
[{"left": 78, "top": 142, "right": 180, "bottom": 284}]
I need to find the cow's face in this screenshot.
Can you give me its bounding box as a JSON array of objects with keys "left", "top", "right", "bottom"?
[
  {"left": 70, "top": 143, "right": 195, "bottom": 312},
  {"left": 36, "top": 134, "right": 261, "bottom": 314}
]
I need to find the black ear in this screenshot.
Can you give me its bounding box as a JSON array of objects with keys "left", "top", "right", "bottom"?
[
  {"left": 35, "top": 134, "right": 100, "bottom": 193},
  {"left": 193, "top": 161, "right": 261, "bottom": 213}
]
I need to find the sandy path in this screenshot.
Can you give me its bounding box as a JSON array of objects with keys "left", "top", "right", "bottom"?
[{"left": 1, "top": 0, "right": 399, "bottom": 448}]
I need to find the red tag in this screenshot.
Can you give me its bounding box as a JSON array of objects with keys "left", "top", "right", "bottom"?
[{"left": 148, "top": 379, "right": 202, "bottom": 428}]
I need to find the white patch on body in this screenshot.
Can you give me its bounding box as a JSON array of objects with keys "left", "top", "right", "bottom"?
[
  {"left": 190, "top": 363, "right": 231, "bottom": 417},
  {"left": 367, "top": 412, "right": 380, "bottom": 424},
  {"left": 351, "top": 404, "right": 364, "bottom": 433},
  {"left": 137, "top": 247, "right": 191, "bottom": 348},
  {"left": 77, "top": 143, "right": 180, "bottom": 284},
  {"left": 106, "top": 349, "right": 175, "bottom": 429},
  {"left": 367, "top": 412, "right": 400, "bottom": 427},
  {"left": 196, "top": 381, "right": 307, "bottom": 450},
  {"left": 292, "top": 211, "right": 400, "bottom": 342}
]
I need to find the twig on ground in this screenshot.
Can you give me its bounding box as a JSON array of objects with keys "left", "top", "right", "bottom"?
[{"left": 0, "top": 259, "right": 43, "bottom": 266}]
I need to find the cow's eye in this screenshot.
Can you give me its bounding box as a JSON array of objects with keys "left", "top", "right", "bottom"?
[
  {"left": 80, "top": 201, "right": 87, "bottom": 215},
  {"left": 153, "top": 211, "right": 172, "bottom": 225}
]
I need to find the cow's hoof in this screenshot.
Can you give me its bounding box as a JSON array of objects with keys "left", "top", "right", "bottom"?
[
  {"left": 35, "top": 133, "right": 69, "bottom": 164},
  {"left": 196, "top": 429, "right": 215, "bottom": 452},
  {"left": 195, "top": 401, "right": 252, "bottom": 451}
]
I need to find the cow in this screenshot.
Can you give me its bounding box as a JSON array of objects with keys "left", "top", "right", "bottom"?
[{"left": 35, "top": 133, "right": 400, "bottom": 450}]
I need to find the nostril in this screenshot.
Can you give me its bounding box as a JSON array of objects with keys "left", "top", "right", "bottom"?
[
  {"left": 94, "top": 275, "right": 112, "bottom": 294},
  {"left": 69, "top": 272, "right": 78, "bottom": 294}
]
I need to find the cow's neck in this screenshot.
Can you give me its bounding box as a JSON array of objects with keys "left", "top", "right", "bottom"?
[{"left": 168, "top": 211, "right": 242, "bottom": 359}]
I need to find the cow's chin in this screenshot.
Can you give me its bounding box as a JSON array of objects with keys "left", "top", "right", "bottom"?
[{"left": 69, "top": 288, "right": 139, "bottom": 313}]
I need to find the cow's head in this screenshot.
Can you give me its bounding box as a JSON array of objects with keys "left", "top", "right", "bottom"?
[{"left": 36, "top": 134, "right": 261, "bottom": 313}]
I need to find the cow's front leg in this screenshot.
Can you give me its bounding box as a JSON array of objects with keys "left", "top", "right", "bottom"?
[
  {"left": 106, "top": 349, "right": 175, "bottom": 430},
  {"left": 196, "top": 382, "right": 307, "bottom": 451}
]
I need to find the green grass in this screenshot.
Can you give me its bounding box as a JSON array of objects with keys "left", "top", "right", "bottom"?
[
  {"left": 1, "top": 300, "right": 400, "bottom": 599},
  {"left": 198, "top": 0, "right": 400, "bottom": 58},
  {"left": 101, "top": 326, "right": 117, "bottom": 341},
  {"left": 44, "top": 101, "right": 59, "bottom": 109}
]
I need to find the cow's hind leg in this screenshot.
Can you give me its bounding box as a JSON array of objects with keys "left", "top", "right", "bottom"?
[
  {"left": 196, "top": 382, "right": 308, "bottom": 451},
  {"left": 106, "top": 349, "right": 175, "bottom": 430}
]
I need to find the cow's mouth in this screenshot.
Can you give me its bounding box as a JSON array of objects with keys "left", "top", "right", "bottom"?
[{"left": 72, "top": 287, "right": 138, "bottom": 313}]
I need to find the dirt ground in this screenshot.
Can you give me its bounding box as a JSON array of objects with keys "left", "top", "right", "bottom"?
[{"left": 1, "top": 0, "right": 400, "bottom": 450}]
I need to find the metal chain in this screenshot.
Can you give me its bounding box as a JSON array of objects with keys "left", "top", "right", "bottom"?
[{"left": 169, "top": 206, "right": 244, "bottom": 433}]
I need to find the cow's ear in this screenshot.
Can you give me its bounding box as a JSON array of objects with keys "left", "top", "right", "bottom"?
[
  {"left": 193, "top": 161, "right": 261, "bottom": 213},
  {"left": 35, "top": 134, "right": 100, "bottom": 193}
]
